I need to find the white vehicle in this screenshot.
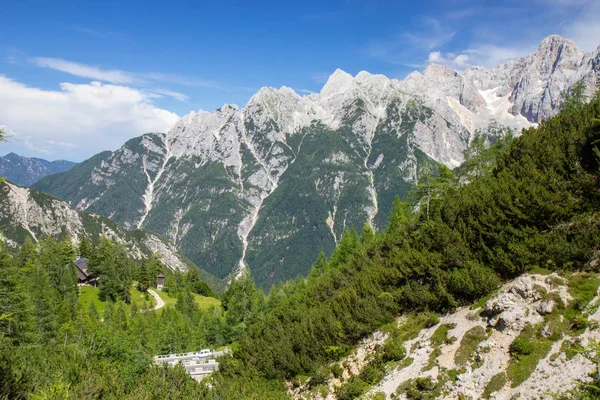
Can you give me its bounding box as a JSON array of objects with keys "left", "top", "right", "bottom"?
[{"left": 197, "top": 349, "right": 211, "bottom": 357}]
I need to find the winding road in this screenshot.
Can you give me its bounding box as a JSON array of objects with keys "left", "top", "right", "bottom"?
[{"left": 146, "top": 289, "right": 165, "bottom": 312}]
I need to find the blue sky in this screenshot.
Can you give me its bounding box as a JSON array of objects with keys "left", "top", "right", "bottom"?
[{"left": 1, "top": 0, "right": 599, "bottom": 161}]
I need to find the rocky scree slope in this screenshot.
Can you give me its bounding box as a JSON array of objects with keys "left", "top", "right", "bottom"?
[
  {"left": 0, "top": 180, "right": 221, "bottom": 289},
  {"left": 34, "top": 35, "right": 600, "bottom": 287},
  {"left": 0, "top": 152, "right": 76, "bottom": 186},
  {"left": 291, "top": 273, "right": 600, "bottom": 400}
]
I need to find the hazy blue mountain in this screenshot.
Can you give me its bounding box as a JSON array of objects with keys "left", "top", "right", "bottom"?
[{"left": 0, "top": 152, "right": 76, "bottom": 186}]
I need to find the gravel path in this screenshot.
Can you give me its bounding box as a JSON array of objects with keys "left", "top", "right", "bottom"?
[{"left": 147, "top": 289, "right": 165, "bottom": 311}]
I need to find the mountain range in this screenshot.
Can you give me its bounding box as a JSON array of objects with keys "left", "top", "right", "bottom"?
[
  {"left": 0, "top": 180, "right": 224, "bottom": 291},
  {"left": 0, "top": 152, "right": 76, "bottom": 186},
  {"left": 33, "top": 35, "right": 600, "bottom": 288}
]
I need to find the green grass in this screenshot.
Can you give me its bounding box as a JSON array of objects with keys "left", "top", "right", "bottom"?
[
  {"left": 393, "top": 312, "right": 439, "bottom": 342},
  {"left": 482, "top": 372, "right": 507, "bottom": 398},
  {"left": 423, "top": 323, "right": 457, "bottom": 371},
  {"left": 454, "top": 326, "right": 487, "bottom": 367},
  {"left": 429, "top": 323, "right": 456, "bottom": 348},
  {"left": 155, "top": 290, "right": 221, "bottom": 310},
  {"left": 78, "top": 285, "right": 155, "bottom": 315},
  {"left": 78, "top": 286, "right": 107, "bottom": 315},
  {"left": 506, "top": 324, "right": 553, "bottom": 388},
  {"left": 567, "top": 273, "right": 600, "bottom": 309},
  {"left": 424, "top": 347, "right": 441, "bottom": 371},
  {"left": 193, "top": 293, "right": 221, "bottom": 309}
]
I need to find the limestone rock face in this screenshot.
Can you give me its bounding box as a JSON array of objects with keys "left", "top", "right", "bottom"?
[
  {"left": 315, "top": 273, "right": 598, "bottom": 400},
  {"left": 0, "top": 181, "right": 191, "bottom": 273},
  {"left": 33, "top": 35, "right": 600, "bottom": 286}
]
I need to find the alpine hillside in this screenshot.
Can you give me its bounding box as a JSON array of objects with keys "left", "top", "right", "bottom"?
[
  {"left": 0, "top": 152, "right": 76, "bottom": 186},
  {"left": 0, "top": 180, "right": 223, "bottom": 291},
  {"left": 34, "top": 35, "right": 600, "bottom": 287}
]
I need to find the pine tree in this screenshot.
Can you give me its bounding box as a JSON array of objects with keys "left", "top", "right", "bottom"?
[
  {"left": 78, "top": 236, "right": 94, "bottom": 259},
  {"left": 387, "top": 195, "right": 412, "bottom": 233},
  {"left": 186, "top": 268, "right": 216, "bottom": 297},
  {"left": 329, "top": 228, "right": 359, "bottom": 268},
  {"left": 309, "top": 251, "right": 329, "bottom": 279},
  {"left": 223, "top": 271, "right": 261, "bottom": 337},
  {"left": 0, "top": 244, "right": 33, "bottom": 343}
]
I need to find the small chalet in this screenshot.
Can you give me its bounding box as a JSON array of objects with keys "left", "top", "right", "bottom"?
[
  {"left": 74, "top": 258, "right": 97, "bottom": 286},
  {"left": 156, "top": 274, "right": 165, "bottom": 291}
]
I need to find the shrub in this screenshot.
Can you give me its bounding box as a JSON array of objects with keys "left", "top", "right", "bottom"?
[
  {"left": 325, "top": 345, "right": 347, "bottom": 360},
  {"left": 510, "top": 338, "right": 534, "bottom": 356},
  {"left": 330, "top": 363, "right": 343, "bottom": 379},
  {"left": 371, "top": 392, "right": 386, "bottom": 400},
  {"left": 335, "top": 376, "right": 368, "bottom": 400},
  {"left": 309, "top": 366, "right": 330, "bottom": 388},
  {"left": 360, "top": 364, "right": 384, "bottom": 385},
  {"left": 424, "top": 312, "right": 439, "bottom": 328},
  {"left": 482, "top": 372, "right": 507, "bottom": 398},
  {"left": 570, "top": 315, "right": 589, "bottom": 331},
  {"left": 383, "top": 335, "right": 406, "bottom": 362}
]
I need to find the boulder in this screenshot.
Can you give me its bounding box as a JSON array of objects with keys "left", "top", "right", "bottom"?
[
  {"left": 485, "top": 292, "right": 529, "bottom": 331},
  {"left": 537, "top": 299, "right": 556, "bottom": 316},
  {"left": 509, "top": 276, "right": 542, "bottom": 301}
]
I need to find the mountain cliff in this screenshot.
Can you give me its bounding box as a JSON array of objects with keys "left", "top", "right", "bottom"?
[
  {"left": 0, "top": 152, "right": 76, "bottom": 186},
  {"left": 34, "top": 35, "right": 600, "bottom": 287},
  {"left": 0, "top": 180, "right": 223, "bottom": 291}
]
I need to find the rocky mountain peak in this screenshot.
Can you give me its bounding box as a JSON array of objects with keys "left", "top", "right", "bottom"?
[
  {"left": 423, "top": 63, "right": 459, "bottom": 79},
  {"left": 320, "top": 68, "right": 355, "bottom": 98},
  {"left": 532, "top": 34, "right": 584, "bottom": 76}
]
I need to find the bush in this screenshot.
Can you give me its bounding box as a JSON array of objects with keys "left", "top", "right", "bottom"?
[
  {"left": 510, "top": 338, "right": 535, "bottom": 356},
  {"left": 383, "top": 335, "right": 406, "bottom": 362},
  {"left": 424, "top": 312, "right": 439, "bottom": 328},
  {"left": 400, "top": 377, "right": 436, "bottom": 400},
  {"left": 309, "top": 366, "right": 330, "bottom": 388},
  {"left": 335, "top": 376, "right": 368, "bottom": 400},
  {"left": 360, "top": 364, "right": 384, "bottom": 385},
  {"left": 330, "top": 363, "right": 343, "bottom": 379},
  {"left": 454, "top": 326, "right": 487, "bottom": 367},
  {"left": 570, "top": 315, "right": 589, "bottom": 331},
  {"left": 482, "top": 372, "right": 507, "bottom": 398},
  {"left": 325, "top": 345, "right": 347, "bottom": 360}
]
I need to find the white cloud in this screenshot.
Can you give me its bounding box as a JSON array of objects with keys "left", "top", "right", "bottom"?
[
  {"left": 0, "top": 75, "right": 178, "bottom": 161},
  {"left": 34, "top": 57, "right": 139, "bottom": 85},
  {"left": 33, "top": 57, "right": 221, "bottom": 89},
  {"left": 146, "top": 88, "right": 189, "bottom": 102},
  {"left": 464, "top": 44, "right": 535, "bottom": 69},
  {"left": 294, "top": 88, "right": 315, "bottom": 95},
  {"left": 31, "top": 56, "right": 222, "bottom": 100},
  {"left": 427, "top": 51, "right": 471, "bottom": 70}
]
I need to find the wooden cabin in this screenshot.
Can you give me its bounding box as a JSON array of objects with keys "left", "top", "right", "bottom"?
[{"left": 74, "top": 258, "right": 97, "bottom": 286}]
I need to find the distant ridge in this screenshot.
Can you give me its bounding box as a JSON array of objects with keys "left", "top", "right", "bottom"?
[{"left": 0, "top": 152, "right": 76, "bottom": 186}]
